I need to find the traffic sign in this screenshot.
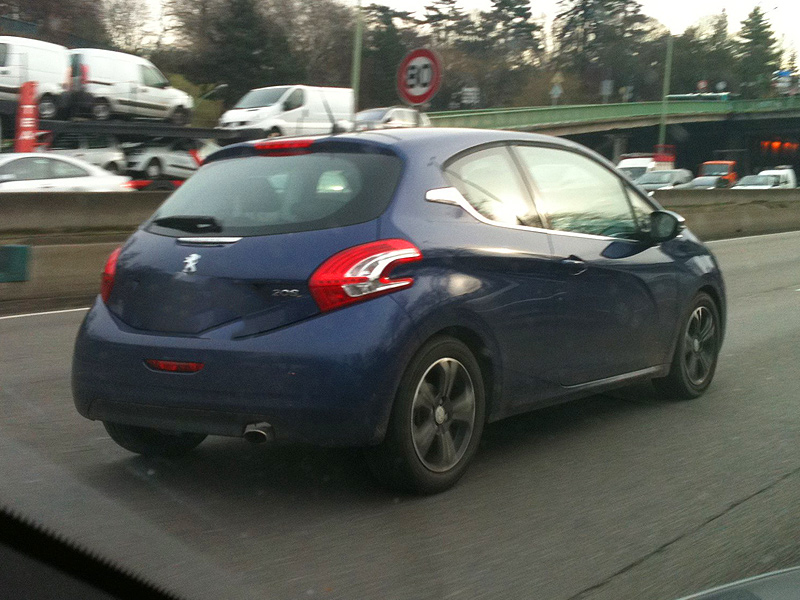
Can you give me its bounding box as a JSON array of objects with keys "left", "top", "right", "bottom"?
[{"left": 397, "top": 48, "right": 442, "bottom": 105}]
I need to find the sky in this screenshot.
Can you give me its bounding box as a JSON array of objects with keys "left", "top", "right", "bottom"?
[{"left": 376, "top": 0, "right": 799, "bottom": 55}]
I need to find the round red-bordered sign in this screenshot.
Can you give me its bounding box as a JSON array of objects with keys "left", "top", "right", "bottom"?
[{"left": 397, "top": 48, "right": 442, "bottom": 105}]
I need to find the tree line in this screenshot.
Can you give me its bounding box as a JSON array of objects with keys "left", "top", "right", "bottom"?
[{"left": 5, "top": 0, "right": 788, "bottom": 110}]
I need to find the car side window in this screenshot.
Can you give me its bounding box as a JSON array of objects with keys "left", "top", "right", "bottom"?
[
  {"left": 140, "top": 65, "right": 166, "bottom": 87},
  {"left": 515, "top": 145, "right": 639, "bottom": 239},
  {"left": 283, "top": 89, "right": 304, "bottom": 111},
  {"left": 444, "top": 146, "right": 541, "bottom": 227},
  {"left": 625, "top": 187, "right": 654, "bottom": 233},
  {"left": 51, "top": 134, "right": 82, "bottom": 150},
  {"left": 88, "top": 135, "right": 110, "bottom": 149},
  {"left": 50, "top": 159, "right": 89, "bottom": 179},
  {"left": 0, "top": 157, "right": 51, "bottom": 180}
]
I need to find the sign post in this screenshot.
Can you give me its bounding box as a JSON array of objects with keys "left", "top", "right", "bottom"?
[
  {"left": 397, "top": 49, "right": 442, "bottom": 106},
  {"left": 15, "top": 81, "right": 38, "bottom": 153}
]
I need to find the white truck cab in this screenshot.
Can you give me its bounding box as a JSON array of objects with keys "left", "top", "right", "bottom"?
[
  {"left": 758, "top": 166, "right": 797, "bottom": 188},
  {"left": 218, "top": 85, "right": 354, "bottom": 137}
]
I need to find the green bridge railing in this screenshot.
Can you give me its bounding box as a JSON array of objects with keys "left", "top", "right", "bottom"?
[{"left": 427, "top": 97, "right": 800, "bottom": 130}]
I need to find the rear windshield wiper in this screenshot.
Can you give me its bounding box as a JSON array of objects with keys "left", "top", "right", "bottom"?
[{"left": 151, "top": 215, "right": 223, "bottom": 234}]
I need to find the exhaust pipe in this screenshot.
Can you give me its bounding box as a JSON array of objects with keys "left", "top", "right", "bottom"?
[{"left": 243, "top": 422, "right": 274, "bottom": 444}]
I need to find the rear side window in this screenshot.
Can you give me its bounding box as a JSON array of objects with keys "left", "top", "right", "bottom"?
[
  {"left": 0, "top": 44, "right": 7, "bottom": 67},
  {"left": 444, "top": 146, "right": 541, "bottom": 227},
  {"left": 147, "top": 150, "right": 403, "bottom": 237},
  {"left": 88, "top": 135, "right": 110, "bottom": 149}
]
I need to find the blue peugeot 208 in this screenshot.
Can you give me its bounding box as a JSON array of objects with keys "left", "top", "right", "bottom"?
[{"left": 73, "top": 128, "right": 725, "bottom": 494}]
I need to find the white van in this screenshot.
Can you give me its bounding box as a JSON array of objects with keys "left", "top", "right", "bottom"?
[
  {"left": 67, "top": 49, "right": 194, "bottom": 124},
  {"left": 758, "top": 166, "right": 797, "bottom": 188},
  {"left": 218, "top": 85, "right": 354, "bottom": 136},
  {"left": 0, "top": 37, "right": 69, "bottom": 119}
]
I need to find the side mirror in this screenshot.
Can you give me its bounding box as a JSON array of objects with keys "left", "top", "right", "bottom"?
[{"left": 650, "top": 210, "right": 685, "bottom": 243}]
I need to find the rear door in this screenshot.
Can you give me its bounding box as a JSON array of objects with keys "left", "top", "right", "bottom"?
[
  {"left": 513, "top": 144, "right": 679, "bottom": 386},
  {"left": 0, "top": 42, "right": 19, "bottom": 102}
]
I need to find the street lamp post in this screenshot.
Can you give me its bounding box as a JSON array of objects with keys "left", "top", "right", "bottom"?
[
  {"left": 350, "top": 0, "right": 363, "bottom": 114},
  {"left": 658, "top": 33, "right": 674, "bottom": 147}
]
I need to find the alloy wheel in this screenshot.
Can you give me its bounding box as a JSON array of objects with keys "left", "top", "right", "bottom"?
[
  {"left": 683, "top": 306, "right": 718, "bottom": 387},
  {"left": 410, "top": 358, "right": 476, "bottom": 473}
]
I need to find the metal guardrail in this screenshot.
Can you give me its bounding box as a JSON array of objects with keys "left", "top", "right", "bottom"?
[{"left": 428, "top": 97, "right": 800, "bottom": 130}]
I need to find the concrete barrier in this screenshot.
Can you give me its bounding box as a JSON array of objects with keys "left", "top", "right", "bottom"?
[
  {"left": 0, "top": 191, "right": 167, "bottom": 236},
  {"left": 2, "top": 189, "right": 800, "bottom": 314},
  {"left": 654, "top": 189, "right": 800, "bottom": 241}
]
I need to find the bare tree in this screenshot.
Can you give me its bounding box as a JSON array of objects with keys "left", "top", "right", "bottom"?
[{"left": 104, "top": 0, "right": 151, "bottom": 52}]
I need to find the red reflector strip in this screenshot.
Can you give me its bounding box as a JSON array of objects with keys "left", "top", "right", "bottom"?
[
  {"left": 145, "top": 359, "right": 204, "bottom": 373},
  {"left": 253, "top": 139, "right": 315, "bottom": 156}
]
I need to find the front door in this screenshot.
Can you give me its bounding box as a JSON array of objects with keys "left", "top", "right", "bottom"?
[{"left": 512, "top": 144, "right": 678, "bottom": 386}]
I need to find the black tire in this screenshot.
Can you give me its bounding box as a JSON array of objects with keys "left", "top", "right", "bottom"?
[
  {"left": 92, "top": 99, "right": 111, "bottom": 121},
  {"left": 170, "top": 107, "right": 190, "bottom": 126},
  {"left": 103, "top": 162, "right": 119, "bottom": 174},
  {"left": 266, "top": 127, "right": 282, "bottom": 138},
  {"left": 365, "top": 336, "right": 486, "bottom": 494},
  {"left": 103, "top": 422, "right": 206, "bottom": 457},
  {"left": 38, "top": 94, "right": 58, "bottom": 120},
  {"left": 145, "top": 158, "right": 163, "bottom": 180},
  {"left": 653, "top": 292, "right": 721, "bottom": 400}
]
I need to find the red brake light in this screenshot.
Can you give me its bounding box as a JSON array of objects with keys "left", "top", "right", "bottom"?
[
  {"left": 80, "top": 64, "right": 89, "bottom": 86},
  {"left": 309, "top": 239, "right": 422, "bottom": 312},
  {"left": 253, "top": 139, "right": 315, "bottom": 156},
  {"left": 145, "top": 360, "right": 204, "bottom": 373},
  {"left": 100, "top": 247, "right": 121, "bottom": 303}
]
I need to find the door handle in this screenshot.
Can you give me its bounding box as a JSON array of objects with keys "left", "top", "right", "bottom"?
[{"left": 561, "top": 255, "right": 587, "bottom": 275}]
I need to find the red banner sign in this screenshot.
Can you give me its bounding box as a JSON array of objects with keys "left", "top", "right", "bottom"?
[{"left": 15, "top": 81, "right": 39, "bottom": 153}]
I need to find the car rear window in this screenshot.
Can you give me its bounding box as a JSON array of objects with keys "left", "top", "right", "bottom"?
[{"left": 146, "top": 150, "right": 403, "bottom": 237}]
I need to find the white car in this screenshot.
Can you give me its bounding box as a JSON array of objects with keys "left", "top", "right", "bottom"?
[
  {"left": 0, "top": 36, "right": 70, "bottom": 119},
  {"left": 125, "top": 138, "right": 220, "bottom": 180},
  {"left": 67, "top": 49, "right": 194, "bottom": 123},
  {"left": 0, "top": 154, "right": 133, "bottom": 192},
  {"left": 45, "top": 132, "right": 127, "bottom": 174},
  {"left": 218, "top": 85, "right": 353, "bottom": 136}
]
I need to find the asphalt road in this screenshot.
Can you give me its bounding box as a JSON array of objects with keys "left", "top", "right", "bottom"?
[{"left": 2, "top": 231, "right": 800, "bottom": 600}]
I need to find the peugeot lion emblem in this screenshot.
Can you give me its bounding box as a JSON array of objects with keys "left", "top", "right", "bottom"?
[{"left": 182, "top": 253, "right": 201, "bottom": 273}]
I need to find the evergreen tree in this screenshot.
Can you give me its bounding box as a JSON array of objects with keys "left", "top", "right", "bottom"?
[{"left": 736, "top": 6, "right": 780, "bottom": 97}]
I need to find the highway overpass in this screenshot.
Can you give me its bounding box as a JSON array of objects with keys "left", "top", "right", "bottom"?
[{"left": 428, "top": 97, "right": 800, "bottom": 136}]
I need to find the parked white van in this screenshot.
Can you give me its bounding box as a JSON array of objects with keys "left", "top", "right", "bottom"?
[
  {"left": 218, "top": 85, "right": 354, "bottom": 136},
  {"left": 67, "top": 49, "right": 194, "bottom": 124},
  {"left": 0, "top": 37, "right": 69, "bottom": 119},
  {"left": 758, "top": 166, "right": 797, "bottom": 188}
]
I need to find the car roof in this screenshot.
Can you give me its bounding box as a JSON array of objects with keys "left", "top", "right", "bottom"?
[{"left": 206, "top": 128, "right": 610, "bottom": 170}]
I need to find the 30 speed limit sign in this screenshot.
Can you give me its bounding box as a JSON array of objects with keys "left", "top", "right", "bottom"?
[{"left": 397, "top": 48, "right": 442, "bottom": 105}]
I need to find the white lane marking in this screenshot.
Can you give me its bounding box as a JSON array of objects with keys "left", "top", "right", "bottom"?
[
  {"left": 706, "top": 230, "right": 800, "bottom": 244},
  {"left": 0, "top": 307, "right": 90, "bottom": 321}
]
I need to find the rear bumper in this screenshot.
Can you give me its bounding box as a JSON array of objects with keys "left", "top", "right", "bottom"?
[{"left": 72, "top": 296, "right": 419, "bottom": 446}]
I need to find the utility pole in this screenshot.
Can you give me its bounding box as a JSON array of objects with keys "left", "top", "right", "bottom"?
[
  {"left": 658, "top": 34, "right": 674, "bottom": 147},
  {"left": 350, "top": 0, "right": 363, "bottom": 114}
]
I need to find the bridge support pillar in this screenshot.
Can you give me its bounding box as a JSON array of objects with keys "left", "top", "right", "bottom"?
[{"left": 610, "top": 135, "right": 628, "bottom": 164}]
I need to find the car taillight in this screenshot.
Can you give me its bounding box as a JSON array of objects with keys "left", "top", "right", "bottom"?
[
  {"left": 145, "top": 359, "right": 204, "bottom": 373},
  {"left": 253, "top": 139, "right": 315, "bottom": 156},
  {"left": 101, "top": 247, "right": 121, "bottom": 303},
  {"left": 80, "top": 64, "right": 89, "bottom": 86},
  {"left": 188, "top": 148, "right": 202, "bottom": 166},
  {"left": 309, "top": 239, "right": 422, "bottom": 312}
]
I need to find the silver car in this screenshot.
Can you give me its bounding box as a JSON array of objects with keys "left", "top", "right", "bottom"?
[
  {"left": 47, "top": 132, "right": 127, "bottom": 174},
  {"left": 354, "top": 106, "right": 431, "bottom": 131},
  {"left": 125, "top": 137, "right": 219, "bottom": 180},
  {"left": 0, "top": 154, "right": 132, "bottom": 192}
]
